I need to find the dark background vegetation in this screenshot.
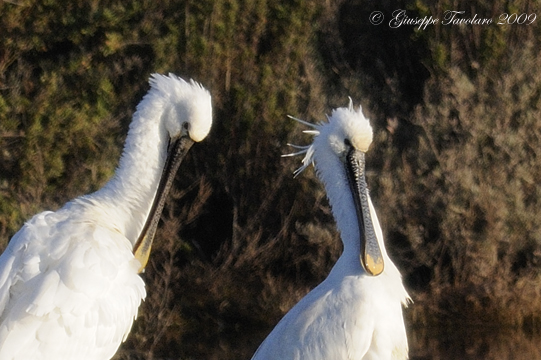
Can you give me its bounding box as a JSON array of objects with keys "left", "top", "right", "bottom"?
[{"left": 1, "top": 0, "right": 540, "bottom": 359}]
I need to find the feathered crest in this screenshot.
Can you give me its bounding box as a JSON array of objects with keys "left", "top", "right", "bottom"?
[
  {"left": 282, "top": 98, "right": 363, "bottom": 176},
  {"left": 282, "top": 115, "right": 320, "bottom": 177}
]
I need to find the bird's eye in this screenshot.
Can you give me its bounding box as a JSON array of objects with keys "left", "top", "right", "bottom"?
[
  {"left": 182, "top": 122, "right": 190, "bottom": 131},
  {"left": 344, "top": 138, "right": 352, "bottom": 147}
]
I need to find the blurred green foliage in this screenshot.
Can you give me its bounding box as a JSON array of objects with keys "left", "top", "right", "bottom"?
[{"left": 0, "top": 0, "right": 540, "bottom": 358}]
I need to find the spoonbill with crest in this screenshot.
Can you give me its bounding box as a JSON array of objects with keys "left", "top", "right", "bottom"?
[
  {"left": 251, "top": 101, "right": 410, "bottom": 360},
  {"left": 0, "top": 73, "right": 212, "bottom": 359}
]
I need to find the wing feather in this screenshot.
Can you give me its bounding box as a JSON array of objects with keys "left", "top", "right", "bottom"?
[{"left": 0, "top": 204, "right": 146, "bottom": 359}]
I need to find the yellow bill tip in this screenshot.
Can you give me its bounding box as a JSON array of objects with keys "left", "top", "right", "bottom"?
[
  {"left": 363, "top": 253, "right": 384, "bottom": 276},
  {"left": 134, "top": 243, "right": 152, "bottom": 273}
]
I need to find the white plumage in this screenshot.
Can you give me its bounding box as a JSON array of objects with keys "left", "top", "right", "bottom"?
[
  {"left": 252, "top": 102, "right": 410, "bottom": 360},
  {"left": 0, "top": 73, "right": 212, "bottom": 359}
]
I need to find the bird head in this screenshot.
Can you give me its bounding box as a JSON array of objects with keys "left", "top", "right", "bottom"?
[
  {"left": 149, "top": 73, "right": 212, "bottom": 143},
  {"left": 314, "top": 101, "right": 373, "bottom": 161}
]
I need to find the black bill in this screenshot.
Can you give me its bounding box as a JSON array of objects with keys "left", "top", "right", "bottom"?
[
  {"left": 345, "top": 148, "right": 384, "bottom": 276},
  {"left": 133, "top": 135, "right": 195, "bottom": 272}
]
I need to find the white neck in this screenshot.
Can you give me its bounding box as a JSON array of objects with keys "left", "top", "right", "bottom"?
[{"left": 83, "top": 92, "right": 169, "bottom": 245}]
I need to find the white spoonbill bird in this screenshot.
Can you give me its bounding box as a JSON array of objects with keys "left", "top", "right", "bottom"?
[
  {"left": 0, "top": 73, "right": 212, "bottom": 359},
  {"left": 252, "top": 101, "right": 410, "bottom": 360}
]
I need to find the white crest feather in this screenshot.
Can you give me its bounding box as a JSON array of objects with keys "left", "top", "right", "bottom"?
[
  {"left": 286, "top": 115, "right": 319, "bottom": 129},
  {"left": 283, "top": 115, "right": 320, "bottom": 177}
]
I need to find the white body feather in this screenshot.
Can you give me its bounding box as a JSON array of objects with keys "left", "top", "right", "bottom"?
[
  {"left": 252, "top": 104, "right": 410, "bottom": 360},
  {"left": 0, "top": 74, "right": 212, "bottom": 359}
]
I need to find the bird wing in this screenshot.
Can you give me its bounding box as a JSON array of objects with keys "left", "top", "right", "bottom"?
[
  {"left": 0, "top": 206, "right": 146, "bottom": 360},
  {"left": 252, "top": 271, "right": 411, "bottom": 360},
  {"left": 252, "top": 279, "right": 375, "bottom": 360}
]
